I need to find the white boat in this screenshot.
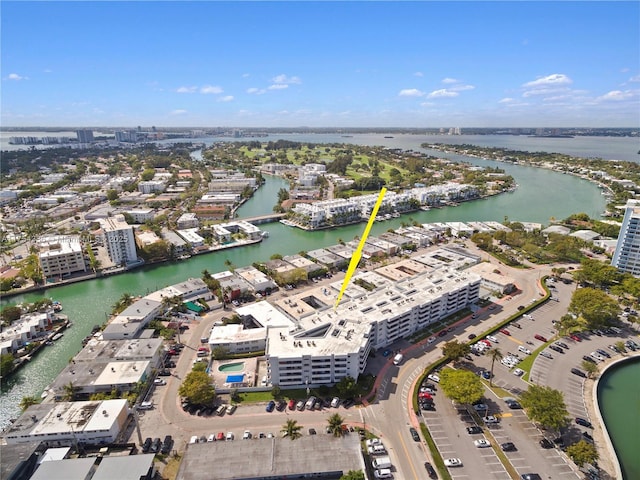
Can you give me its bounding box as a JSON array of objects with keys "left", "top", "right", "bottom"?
[{"left": 51, "top": 333, "right": 64, "bottom": 341}]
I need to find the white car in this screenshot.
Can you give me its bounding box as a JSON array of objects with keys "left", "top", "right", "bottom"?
[
  {"left": 518, "top": 346, "right": 531, "bottom": 355},
  {"left": 590, "top": 351, "right": 605, "bottom": 362},
  {"left": 242, "top": 430, "right": 252, "bottom": 440},
  {"left": 444, "top": 458, "right": 463, "bottom": 467},
  {"left": 427, "top": 373, "right": 440, "bottom": 383},
  {"left": 365, "top": 438, "right": 383, "bottom": 448},
  {"left": 427, "top": 336, "right": 436, "bottom": 344},
  {"left": 189, "top": 435, "right": 199, "bottom": 444},
  {"left": 483, "top": 415, "right": 499, "bottom": 424},
  {"left": 474, "top": 439, "right": 491, "bottom": 448},
  {"left": 513, "top": 368, "right": 525, "bottom": 376},
  {"left": 226, "top": 432, "right": 234, "bottom": 441},
  {"left": 486, "top": 335, "right": 499, "bottom": 343},
  {"left": 153, "top": 378, "right": 166, "bottom": 386},
  {"left": 207, "top": 434, "right": 216, "bottom": 442},
  {"left": 374, "top": 468, "right": 392, "bottom": 479}
]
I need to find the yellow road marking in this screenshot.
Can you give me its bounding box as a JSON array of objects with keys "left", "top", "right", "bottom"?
[
  {"left": 397, "top": 429, "right": 420, "bottom": 480},
  {"left": 334, "top": 187, "right": 386, "bottom": 309}
]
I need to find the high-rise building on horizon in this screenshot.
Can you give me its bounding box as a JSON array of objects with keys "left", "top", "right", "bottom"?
[
  {"left": 611, "top": 199, "right": 640, "bottom": 277},
  {"left": 76, "top": 129, "right": 94, "bottom": 143}
]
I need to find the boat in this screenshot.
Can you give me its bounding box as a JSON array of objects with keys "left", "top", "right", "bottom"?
[
  {"left": 261, "top": 231, "right": 269, "bottom": 238},
  {"left": 384, "top": 136, "right": 394, "bottom": 138},
  {"left": 51, "top": 333, "right": 64, "bottom": 341}
]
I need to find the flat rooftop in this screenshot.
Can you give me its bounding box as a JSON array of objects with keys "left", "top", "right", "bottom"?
[{"left": 176, "top": 435, "right": 364, "bottom": 480}]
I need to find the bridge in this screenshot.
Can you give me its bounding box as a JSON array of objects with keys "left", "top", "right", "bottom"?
[{"left": 239, "top": 213, "right": 287, "bottom": 225}]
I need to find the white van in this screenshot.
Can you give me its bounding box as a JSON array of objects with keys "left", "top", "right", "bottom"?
[
  {"left": 189, "top": 435, "right": 199, "bottom": 444},
  {"left": 138, "top": 401, "right": 153, "bottom": 410},
  {"left": 372, "top": 455, "right": 392, "bottom": 469},
  {"left": 374, "top": 468, "right": 392, "bottom": 479},
  {"left": 393, "top": 353, "right": 404, "bottom": 365}
]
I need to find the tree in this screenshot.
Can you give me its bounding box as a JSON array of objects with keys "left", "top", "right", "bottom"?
[
  {"left": 271, "top": 384, "right": 282, "bottom": 399},
  {"left": 224, "top": 259, "right": 236, "bottom": 272},
  {"left": 581, "top": 360, "right": 599, "bottom": 378},
  {"left": 0, "top": 306, "right": 23, "bottom": 325},
  {"left": 488, "top": 348, "right": 503, "bottom": 387},
  {"left": 0, "top": 354, "right": 15, "bottom": 377},
  {"left": 62, "top": 382, "right": 78, "bottom": 401},
  {"left": 566, "top": 440, "right": 599, "bottom": 467},
  {"left": 281, "top": 419, "right": 303, "bottom": 440},
  {"left": 178, "top": 370, "right": 216, "bottom": 405},
  {"left": 212, "top": 346, "right": 229, "bottom": 360},
  {"left": 569, "top": 288, "right": 620, "bottom": 329},
  {"left": 327, "top": 413, "right": 345, "bottom": 437},
  {"left": 340, "top": 471, "right": 365, "bottom": 480},
  {"left": 441, "top": 340, "right": 471, "bottom": 363},
  {"left": 519, "top": 384, "right": 569, "bottom": 433},
  {"left": 615, "top": 341, "right": 627, "bottom": 354},
  {"left": 106, "top": 189, "right": 119, "bottom": 201},
  {"left": 19, "top": 395, "right": 39, "bottom": 410},
  {"left": 439, "top": 368, "right": 484, "bottom": 405},
  {"left": 335, "top": 375, "right": 358, "bottom": 398}
]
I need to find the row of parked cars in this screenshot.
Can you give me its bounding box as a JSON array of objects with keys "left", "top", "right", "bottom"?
[
  {"left": 182, "top": 402, "right": 237, "bottom": 416},
  {"left": 270, "top": 396, "right": 354, "bottom": 412},
  {"left": 141, "top": 435, "right": 172, "bottom": 454}
]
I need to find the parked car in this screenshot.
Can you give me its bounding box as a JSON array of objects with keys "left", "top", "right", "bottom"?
[
  {"left": 444, "top": 458, "right": 463, "bottom": 467},
  {"left": 161, "top": 435, "right": 173, "bottom": 454},
  {"left": 575, "top": 417, "right": 593, "bottom": 428},
  {"left": 539, "top": 438, "right": 554, "bottom": 449},
  {"left": 501, "top": 442, "right": 517, "bottom": 451},
  {"left": 507, "top": 401, "right": 522, "bottom": 409},
  {"left": 266, "top": 400, "right": 276, "bottom": 412},
  {"left": 539, "top": 351, "right": 553, "bottom": 359},
  {"left": 556, "top": 341, "right": 569, "bottom": 349},
  {"left": 276, "top": 400, "right": 286, "bottom": 411},
  {"left": 474, "top": 439, "right": 491, "bottom": 448},
  {"left": 582, "top": 355, "right": 597, "bottom": 364},
  {"left": 288, "top": 399, "right": 296, "bottom": 410},
  {"left": 483, "top": 415, "right": 499, "bottom": 424},
  {"left": 150, "top": 437, "right": 161, "bottom": 453},
  {"left": 500, "top": 329, "right": 511, "bottom": 336},
  {"left": 466, "top": 426, "right": 483, "bottom": 434},
  {"left": 521, "top": 474, "right": 542, "bottom": 480},
  {"left": 534, "top": 334, "right": 548, "bottom": 342},
  {"left": 513, "top": 368, "right": 525, "bottom": 376},
  {"left": 342, "top": 398, "right": 355, "bottom": 408},
  {"left": 226, "top": 404, "right": 237, "bottom": 415},
  {"left": 424, "top": 461, "right": 438, "bottom": 479},
  {"left": 141, "top": 437, "right": 152, "bottom": 453},
  {"left": 571, "top": 368, "right": 587, "bottom": 378},
  {"left": 549, "top": 345, "right": 564, "bottom": 353}
]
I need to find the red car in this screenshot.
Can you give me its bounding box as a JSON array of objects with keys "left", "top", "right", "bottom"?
[
  {"left": 570, "top": 334, "right": 582, "bottom": 342},
  {"left": 419, "top": 392, "right": 433, "bottom": 400},
  {"left": 534, "top": 334, "right": 548, "bottom": 342},
  {"left": 500, "top": 329, "right": 511, "bottom": 336},
  {"left": 480, "top": 339, "right": 492, "bottom": 346},
  {"left": 288, "top": 399, "right": 296, "bottom": 410}
]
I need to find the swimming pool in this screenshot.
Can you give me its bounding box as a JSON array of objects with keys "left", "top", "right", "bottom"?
[{"left": 218, "top": 361, "right": 245, "bottom": 373}]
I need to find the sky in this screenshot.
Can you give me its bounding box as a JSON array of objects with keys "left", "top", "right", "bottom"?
[{"left": 1, "top": 1, "right": 639, "bottom": 128}]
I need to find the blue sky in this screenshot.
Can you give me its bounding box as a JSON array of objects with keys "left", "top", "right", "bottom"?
[{"left": 2, "top": 1, "right": 639, "bottom": 128}]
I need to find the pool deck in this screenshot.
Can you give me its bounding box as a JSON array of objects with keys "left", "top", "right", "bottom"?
[{"left": 211, "top": 357, "right": 259, "bottom": 390}]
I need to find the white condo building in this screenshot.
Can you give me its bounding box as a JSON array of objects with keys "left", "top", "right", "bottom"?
[
  {"left": 99, "top": 215, "right": 138, "bottom": 266},
  {"left": 226, "top": 251, "right": 481, "bottom": 388},
  {"left": 612, "top": 199, "right": 640, "bottom": 277},
  {"left": 38, "top": 235, "right": 87, "bottom": 279}
]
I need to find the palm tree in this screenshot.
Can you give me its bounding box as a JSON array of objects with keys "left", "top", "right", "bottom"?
[
  {"left": 488, "top": 348, "right": 503, "bottom": 387},
  {"left": 19, "top": 395, "right": 39, "bottom": 411},
  {"left": 62, "top": 381, "right": 78, "bottom": 401},
  {"left": 327, "top": 413, "right": 345, "bottom": 437},
  {"left": 224, "top": 259, "right": 235, "bottom": 272},
  {"left": 281, "top": 419, "right": 303, "bottom": 441}
]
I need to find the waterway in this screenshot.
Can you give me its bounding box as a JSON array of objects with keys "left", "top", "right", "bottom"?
[
  {"left": 597, "top": 356, "right": 640, "bottom": 480},
  {"left": 0, "top": 134, "right": 631, "bottom": 468}
]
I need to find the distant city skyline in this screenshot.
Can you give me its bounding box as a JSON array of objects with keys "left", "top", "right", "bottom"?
[{"left": 2, "top": 1, "right": 639, "bottom": 128}]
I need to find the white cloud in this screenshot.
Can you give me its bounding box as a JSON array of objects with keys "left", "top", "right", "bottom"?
[
  {"left": 170, "top": 109, "right": 187, "bottom": 115},
  {"left": 217, "top": 95, "right": 234, "bottom": 102},
  {"left": 44, "top": 69, "right": 53, "bottom": 73},
  {"left": 247, "top": 87, "right": 266, "bottom": 95},
  {"left": 499, "top": 98, "right": 515, "bottom": 104},
  {"left": 398, "top": 88, "right": 425, "bottom": 97},
  {"left": 176, "top": 86, "right": 197, "bottom": 93},
  {"left": 523, "top": 74, "right": 572, "bottom": 88},
  {"left": 413, "top": 72, "right": 424, "bottom": 77},
  {"left": 272, "top": 74, "right": 301, "bottom": 84},
  {"left": 449, "top": 84, "right": 475, "bottom": 92},
  {"left": 597, "top": 90, "right": 636, "bottom": 101},
  {"left": 242, "top": 73, "right": 250, "bottom": 78},
  {"left": 7, "top": 73, "right": 28, "bottom": 81},
  {"left": 629, "top": 75, "right": 640, "bottom": 83},
  {"left": 522, "top": 87, "right": 570, "bottom": 98},
  {"left": 427, "top": 89, "right": 459, "bottom": 98},
  {"left": 200, "top": 85, "right": 223, "bottom": 94},
  {"left": 268, "top": 84, "right": 289, "bottom": 90},
  {"left": 441, "top": 77, "right": 459, "bottom": 84}
]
